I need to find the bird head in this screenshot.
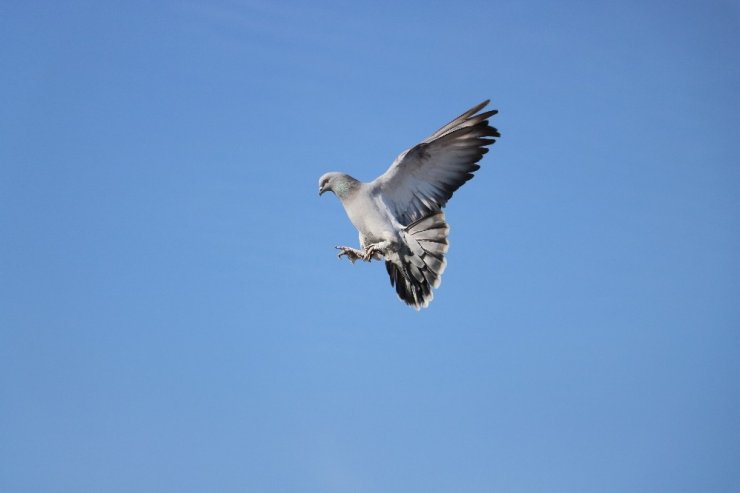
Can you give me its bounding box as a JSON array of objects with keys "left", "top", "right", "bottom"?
[
  {"left": 318, "top": 172, "right": 333, "bottom": 196},
  {"left": 318, "top": 172, "right": 357, "bottom": 198}
]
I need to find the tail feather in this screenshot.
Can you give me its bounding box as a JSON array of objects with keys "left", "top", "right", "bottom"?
[{"left": 385, "top": 212, "right": 449, "bottom": 309}]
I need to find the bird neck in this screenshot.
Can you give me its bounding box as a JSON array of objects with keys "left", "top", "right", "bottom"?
[{"left": 334, "top": 176, "right": 359, "bottom": 199}]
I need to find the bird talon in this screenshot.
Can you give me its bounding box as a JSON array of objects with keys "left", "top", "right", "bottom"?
[
  {"left": 336, "top": 245, "right": 361, "bottom": 264},
  {"left": 363, "top": 247, "right": 375, "bottom": 261}
]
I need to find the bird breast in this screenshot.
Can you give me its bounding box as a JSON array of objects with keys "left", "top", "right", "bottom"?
[{"left": 342, "top": 189, "right": 399, "bottom": 244}]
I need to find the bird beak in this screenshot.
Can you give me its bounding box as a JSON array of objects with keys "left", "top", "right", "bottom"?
[{"left": 319, "top": 186, "right": 325, "bottom": 196}]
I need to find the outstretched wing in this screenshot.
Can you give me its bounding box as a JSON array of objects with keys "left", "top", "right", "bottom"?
[{"left": 371, "top": 100, "right": 500, "bottom": 226}]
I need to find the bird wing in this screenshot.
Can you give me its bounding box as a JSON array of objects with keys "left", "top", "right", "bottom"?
[{"left": 370, "top": 100, "right": 500, "bottom": 226}]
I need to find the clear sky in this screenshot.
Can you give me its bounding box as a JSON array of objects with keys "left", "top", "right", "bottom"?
[{"left": 1, "top": 1, "right": 739, "bottom": 492}]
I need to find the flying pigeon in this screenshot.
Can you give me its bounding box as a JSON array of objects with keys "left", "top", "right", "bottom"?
[{"left": 319, "top": 100, "right": 500, "bottom": 309}]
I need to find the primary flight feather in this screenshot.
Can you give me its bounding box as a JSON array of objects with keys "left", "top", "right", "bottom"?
[{"left": 319, "top": 100, "right": 500, "bottom": 309}]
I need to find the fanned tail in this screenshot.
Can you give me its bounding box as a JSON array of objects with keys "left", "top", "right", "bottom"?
[{"left": 385, "top": 212, "right": 449, "bottom": 310}]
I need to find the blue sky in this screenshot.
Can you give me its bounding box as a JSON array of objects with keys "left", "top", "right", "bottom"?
[{"left": 1, "top": 1, "right": 738, "bottom": 492}]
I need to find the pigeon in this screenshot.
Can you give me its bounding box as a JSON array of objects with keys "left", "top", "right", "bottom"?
[{"left": 319, "top": 100, "right": 500, "bottom": 309}]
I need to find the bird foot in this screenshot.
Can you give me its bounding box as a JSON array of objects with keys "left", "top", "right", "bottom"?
[
  {"left": 336, "top": 244, "right": 383, "bottom": 263},
  {"left": 336, "top": 246, "right": 364, "bottom": 264},
  {"left": 363, "top": 244, "right": 380, "bottom": 261}
]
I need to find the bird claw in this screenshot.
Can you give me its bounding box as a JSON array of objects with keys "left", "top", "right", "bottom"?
[
  {"left": 363, "top": 245, "right": 377, "bottom": 261},
  {"left": 336, "top": 244, "right": 381, "bottom": 263},
  {"left": 336, "top": 245, "right": 362, "bottom": 264}
]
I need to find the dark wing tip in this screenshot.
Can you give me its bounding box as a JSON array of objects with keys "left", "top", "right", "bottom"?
[{"left": 478, "top": 109, "right": 497, "bottom": 119}]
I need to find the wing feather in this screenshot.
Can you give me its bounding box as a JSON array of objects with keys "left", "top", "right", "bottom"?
[{"left": 371, "top": 100, "right": 500, "bottom": 226}]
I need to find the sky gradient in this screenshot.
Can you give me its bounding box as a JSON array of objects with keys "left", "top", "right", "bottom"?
[{"left": 1, "top": 1, "right": 739, "bottom": 492}]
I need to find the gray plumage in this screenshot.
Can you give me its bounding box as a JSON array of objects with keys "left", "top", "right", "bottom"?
[{"left": 319, "top": 100, "right": 500, "bottom": 309}]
